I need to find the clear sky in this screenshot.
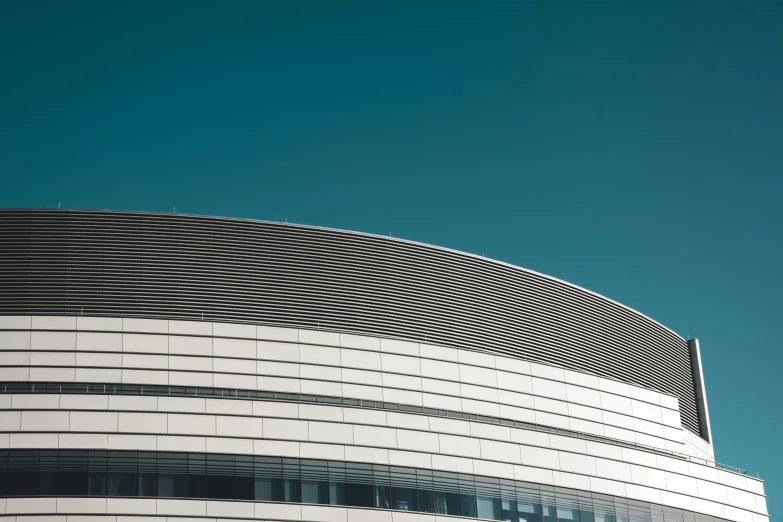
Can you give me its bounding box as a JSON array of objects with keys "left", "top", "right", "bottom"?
[{"left": 1, "top": 1, "right": 781, "bottom": 518}]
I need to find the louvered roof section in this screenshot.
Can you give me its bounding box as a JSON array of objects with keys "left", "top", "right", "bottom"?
[{"left": 0, "top": 209, "right": 700, "bottom": 435}]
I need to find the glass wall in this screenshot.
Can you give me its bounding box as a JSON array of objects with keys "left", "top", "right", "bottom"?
[{"left": 0, "top": 450, "right": 730, "bottom": 522}]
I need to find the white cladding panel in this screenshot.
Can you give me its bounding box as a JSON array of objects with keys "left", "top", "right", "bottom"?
[{"left": 0, "top": 317, "right": 764, "bottom": 522}]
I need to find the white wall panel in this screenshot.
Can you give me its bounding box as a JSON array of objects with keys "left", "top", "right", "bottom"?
[
  {"left": 60, "top": 394, "right": 108, "bottom": 410},
  {"left": 461, "top": 398, "right": 499, "bottom": 417},
  {"left": 383, "top": 388, "right": 422, "bottom": 406},
  {"left": 168, "top": 319, "right": 212, "bottom": 336},
  {"left": 421, "top": 377, "right": 460, "bottom": 396},
  {"left": 480, "top": 439, "right": 521, "bottom": 464},
  {"left": 76, "top": 368, "right": 122, "bottom": 382},
  {"left": 300, "top": 344, "right": 341, "bottom": 366},
  {"left": 427, "top": 417, "right": 470, "bottom": 436},
  {"left": 531, "top": 363, "right": 565, "bottom": 381},
  {"left": 76, "top": 332, "right": 123, "bottom": 352},
  {"left": 122, "top": 334, "right": 167, "bottom": 354},
  {"left": 431, "top": 454, "right": 473, "bottom": 474},
  {"left": 419, "top": 343, "right": 458, "bottom": 362},
  {"left": 353, "top": 425, "right": 397, "bottom": 448},
  {"left": 340, "top": 348, "right": 381, "bottom": 371},
  {"left": 122, "top": 318, "right": 167, "bottom": 334},
  {"left": 168, "top": 355, "right": 212, "bottom": 372},
  {"left": 117, "top": 413, "right": 167, "bottom": 433},
  {"left": 381, "top": 373, "right": 421, "bottom": 391},
  {"left": 11, "top": 394, "right": 58, "bottom": 409},
  {"left": 69, "top": 412, "right": 117, "bottom": 432},
  {"left": 213, "top": 338, "right": 254, "bottom": 359},
  {"left": 496, "top": 370, "right": 533, "bottom": 394},
  {"left": 21, "top": 410, "right": 69, "bottom": 431},
  {"left": 631, "top": 464, "right": 668, "bottom": 489},
  {"left": 458, "top": 364, "right": 496, "bottom": 387},
  {"left": 75, "top": 352, "right": 122, "bottom": 368},
  {"left": 422, "top": 392, "right": 461, "bottom": 411},
  {"left": 263, "top": 418, "right": 308, "bottom": 440},
  {"left": 0, "top": 316, "right": 765, "bottom": 522},
  {"left": 420, "top": 358, "right": 459, "bottom": 380},
  {"left": 566, "top": 384, "right": 602, "bottom": 408},
  {"left": 469, "top": 422, "right": 510, "bottom": 442},
  {"left": 458, "top": 350, "right": 495, "bottom": 369},
  {"left": 212, "top": 322, "right": 254, "bottom": 339},
  {"left": 386, "top": 412, "right": 428, "bottom": 431},
  {"left": 380, "top": 339, "right": 418, "bottom": 357},
  {"left": 497, "top": 389, "right": 534, "bottom": 409},
  {"left": 0, "top": 331, "right": 31, "bottom": 350},
  {"left": 339, "top": 333, "right": 380, "bottom": 351},
  {"left": 121, "top": 369, "right": 167, "bottom": 385},
  {"left": 215, "top": 415, "right": 263, "bottom": 438},
  {"left": 59, "top": 433, "right": 108, "bottom": 449},
  {"left": 514, "top": 465, "right": 554, "bottom": 485},
  {"left": 531, "top": 378, "right": 567, "bottom": 401},
  {"left": 169, "top": 335, "right": 212, "bottom": 356},
  {"left": 30, "top": 351, "right": 74, "bottom": 367},
  {"left": 396, "top": 429, "right": 439, "bottom": 453},
  {"left": 520, "top": 445, "right": 560, "bottom": 469},
  {"left": 308, "top": 421, "right": 353, "bottom": 444},
  {"left": 303, "top": 380, "right": 343, "bottom": 397},
  {"left": 437, "top": 434, "right": 480, "bottom": 458}
]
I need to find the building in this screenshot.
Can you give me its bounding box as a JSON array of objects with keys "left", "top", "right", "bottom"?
[{"left": 0, "top": 209, "right": 767, "bottom": 522}]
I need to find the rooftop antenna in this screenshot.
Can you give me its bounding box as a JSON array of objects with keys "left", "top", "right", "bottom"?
[{"left": 58, "top": 202, "right": 61, "bottom": 209}]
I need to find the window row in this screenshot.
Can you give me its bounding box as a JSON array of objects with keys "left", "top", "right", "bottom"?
[
  {"left": 0, "top": 449, "right": 728, "bottom": 522},
  {"left": 0, "top": 381, "right": 675, "bottom": 461}
]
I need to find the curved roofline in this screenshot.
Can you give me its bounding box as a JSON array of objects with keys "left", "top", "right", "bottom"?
[{"left": 8, "top": 207, "right": 686, "bottom": 342}]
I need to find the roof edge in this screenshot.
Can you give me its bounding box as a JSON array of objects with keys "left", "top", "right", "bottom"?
[{"left": 1, "top": 207, "right": 687, "bottom": 342}]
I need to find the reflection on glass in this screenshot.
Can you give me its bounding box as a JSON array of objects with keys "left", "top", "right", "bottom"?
[{"left": 0, "top": 449, "right": 735, "bottom": 522}]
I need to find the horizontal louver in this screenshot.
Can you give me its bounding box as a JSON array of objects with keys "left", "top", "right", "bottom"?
[{"left": 0, "top": 209, "right": 699, "bottom": 435}]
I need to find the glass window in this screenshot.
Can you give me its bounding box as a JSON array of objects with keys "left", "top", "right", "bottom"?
[
  {"left": 137, "top": 452, "right": 157, "bottom": 497},
  {"left": 107, "top": 451, "right": 137, "bottom": 497},
  {"left": 614, "top": 500, "right": 631, "bottom": 522},
  {"left": 157, "top": 452, "right": 187, "bottom": 498},
  {"left": 592, "top": 493, "right": 616, "bottom": 522},
  {"left": 58, "top": 450, "right": 89, "bottom": 496},
  {"left": 40, "top": 450, "right": 58, "bottom": 496},
  {"left": 500, "top": 479, "right": 518, "bottom": 522},
  {"left": 518, "top": 482, "right": 544, "bottom": 522},
  {"left": 254, "top": 456, "right": 283, "bottom": 502},
  {"left": 475, "top": 476, "right": 502, "bottom": 520},
  {"left": 0, "top": 447, "right": 730, "bottom": 522},
  {"left": 458, "top": 473, "right": 478, "bottom": 519},
  {"left": 7, "top": 450, "right": 39, "bottom": 496},
  {"left": 390, "top": 466, "right": 418, "bottom": 512},
  {"left": 328, "top": 461, "right": 346, "bottom": 506},
  {"left": 415, "top": 469, "right": 435, "bottom": 513},
  {"left": 301, "top": 460, "right": 329, "bottom": 505},
  {"left": 207, "top": 453, "right": 234, "bottom": 499},
  {"left": 344, "top": 463, "right": 374, "bottom": 507},
  {"left": 188, "top": 453, "right": 207, "bottom": 499},
  {"left": 541, "top": 486, "right": 558, "bottom": 522},
  {"left": 283, "top": 458, "right": 301, "bottom": 502},
  {"left": 373, "top": 464, "right": 391, "bottom": 509},
  {"left": 577, "top": 491, "right": 597, "bottom": 522},
  {"left": 88, "top": 451, "right": 107, "bottom": 496},
  {"left": 663, "top": 507, "right": 684, "bottom": 522},
  {"left": 433, "top": 471, "right": 461, "bottom": 516},
  {"left": 628, "top": 500, "right": 653, "bottom": 522}
]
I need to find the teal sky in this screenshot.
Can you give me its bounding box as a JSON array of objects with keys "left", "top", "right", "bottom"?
[{"left": 1, "top": 1, "right": 781, "bottom": 517}]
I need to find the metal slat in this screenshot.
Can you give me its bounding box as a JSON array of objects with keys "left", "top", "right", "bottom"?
[{"left": 0, "top": 209, "right": 701, "bottom": 435}]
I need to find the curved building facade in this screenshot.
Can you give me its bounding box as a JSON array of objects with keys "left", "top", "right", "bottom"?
[{"left": 0, "top": 209, "right": 767, "bottom": 522}]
